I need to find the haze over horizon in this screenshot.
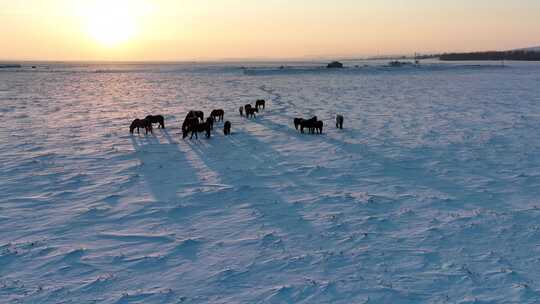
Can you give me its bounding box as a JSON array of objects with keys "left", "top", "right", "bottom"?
[{"left": 1, "top": 0, "right": 539, "bottom": 61}]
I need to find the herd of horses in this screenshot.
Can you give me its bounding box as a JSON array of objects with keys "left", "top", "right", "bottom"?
[{"left": 129, "top": 99, "right": 345, "bottom": 139}]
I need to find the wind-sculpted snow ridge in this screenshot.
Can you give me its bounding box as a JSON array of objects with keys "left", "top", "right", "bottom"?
[{"left": 1, "top": 62, "right": 540, "bottom": 303}]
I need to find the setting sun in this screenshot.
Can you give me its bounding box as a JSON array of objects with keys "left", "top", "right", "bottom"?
[{"left": 82, "top": 0, "right": 138, "bottom": 47}]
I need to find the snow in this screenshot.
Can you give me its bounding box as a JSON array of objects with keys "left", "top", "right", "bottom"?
[{"left": 2, "top": 61, "right": 540, "bottom": 303}]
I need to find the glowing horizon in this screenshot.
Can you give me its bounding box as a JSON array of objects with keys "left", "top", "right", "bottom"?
[{"left": 1, "top": 0, "right": 539, "bottom": 61}]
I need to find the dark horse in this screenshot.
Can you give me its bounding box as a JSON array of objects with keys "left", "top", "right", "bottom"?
[
  {"left": 244, "top": 104, "right": 252, "bottom": 114},
  {"left": 130, "top": 118, "right": 153, "bottom": 134},
  {"left": 336, "top": 115, "right": 344, "bottom": 129},
  {"left": 186, "top": 110, "right": 204, "bottom": 122},
  {"left": 182, "top": 117, "right": 199, "bottom": 139},
  {"left": 246, "top": 107, "right": 258, "bottom": 118},
  {"left": 224, "top": 121, "right": 231, "bottom": 135},
  {"left": 239, "top": 106, "right": 244, "bottom": 117},
  {"left": 185, "top": 119, "right": 212, "bottom": 139},
  {"left": 294, "top": 118, "right": 303, "bottom": 130},
  {"left": 299, "top": 116, "right": 323, "bottom": 134},
  {"left": 206, "top": 116, "right": 214, "bottom": 130},
  {"left": 255, "top": 99, "right": 266, "bottom": 110},
  {"left": 145, "top": 115, "right": 165, "bottom": 129},
  {"left": 210, "top": 109, "right": 225, "bottom": 122}
]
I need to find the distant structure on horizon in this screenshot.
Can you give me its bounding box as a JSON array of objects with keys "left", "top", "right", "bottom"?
[
  {"left": 440, "top": 49, "right": 540, "bottom": 61},
  {"left": 327, "top": 61, "right": 344, "bottom": 68}
]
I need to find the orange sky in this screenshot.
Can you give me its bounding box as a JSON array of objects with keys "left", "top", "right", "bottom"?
[{"left": 1, "top": 0, "right": 539, "bottom": 61}]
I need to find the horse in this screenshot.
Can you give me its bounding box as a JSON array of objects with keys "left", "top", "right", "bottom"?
[
  {"left": 182, "top": 117, "right": 199, "bottom": 139},
  {"left": 246, "top": 107, "right": 258, "bottom": 118},
  {"left": 313, "top": 120, "right": 324, "bottom": 134},
  {"left": 336, "top": 115, "right": 344, "bottom": 129},
  {"left": 224, "top": 121, "right": 231, "bottom": 135},
  {"left": 239, "top": 106, "right": 244, "bottom": 117},
  {"left": 186, "top": 121, "right": 212, "bottom": 139},
  {"left": 130, "top": 118, "right": 153, "bottom": 134},
  {"left": 210, "top": 109, "right": 225, "bottom": 122},
  {"left": 244, "top": 104, "right": 252, "bottom": 114},
  {"left": 186, "top": 110, "right": 204, "bottom": 122},
  {"left": 299, "top": 116, "right": 318, "bottom": 134},
  {"left": 206, "top": 116, "right": 214, "bottom": 130},
  {"left": 255, "top": 99, "right": 266, "bottom": 110},
  {"left": 294, "top": 118, "right": 303, "bottom": 130},
  {"left": 145, "top": 115, "right": 165, "bottom": 129}
]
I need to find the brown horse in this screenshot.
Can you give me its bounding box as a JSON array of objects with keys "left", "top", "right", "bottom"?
[
  {"left": 130, "top": 118, "right": 153, "bottom": 134},
  {"left": 145, "top": 115, "right": 165, "bottom": 129},
  {"left": 210, "top": 109, "right": 225, "bottom": 122},
  {"left": 255, "top": 99, "right": 266, "bottom": 110},
  {"left": 224, "top": 121, "right": 231, "bottom": 135},
  {"left": 336, "top": 115, "right": 344, "bottom": 129}
]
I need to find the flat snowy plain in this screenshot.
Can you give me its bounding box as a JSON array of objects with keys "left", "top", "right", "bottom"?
[{"left": 1, "top": 61, "right": 540, "bottom": 303}]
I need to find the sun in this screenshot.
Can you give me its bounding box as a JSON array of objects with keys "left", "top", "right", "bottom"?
[{"left": 83, "top": 0, "right": 137, "bottom": 47}]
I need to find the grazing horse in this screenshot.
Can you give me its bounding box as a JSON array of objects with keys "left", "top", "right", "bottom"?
[
  {"left": 182, "top": 117, "right": 199, "bottom": 139},
  {"left": 239, "top": 106, "right": 244, "bottom": 117},
  {"left": 336, "top": 115, "right": 344, "bottom": 129},
  {"left": 145, "top": 115, "right": 165, "bottom": 129},
  {"left": 186, "top": 110, "right": 204, "bottom": 122},
  {"left": 246, "top": 107, "right": 258, "bottom": 118},
  {"left": 210, "top": 109, "right": 225, "bottom": 122},
  {"left": 130, "top": 118, "right": 153, "bottom": 134},
  {"left": 255, "top": 99, "right": 266, "bottom": 110},
  {"left": 224, "top": 121, "right": 231, "bottom": 135},
  {"left": 206, "top": 117, "right": 214, "bottom": 130},
  {"left": 186, "top": 121, "right": 212, "bottom": 139}
]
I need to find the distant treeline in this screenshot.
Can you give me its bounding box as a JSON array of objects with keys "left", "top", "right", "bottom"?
[{"left": 439, "top": 50, "right": 540, "bottom": 61}]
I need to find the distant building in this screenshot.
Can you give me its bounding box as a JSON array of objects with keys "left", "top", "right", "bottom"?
[{"left": 327, "top": 61, "right": 344, "bottom": 69}]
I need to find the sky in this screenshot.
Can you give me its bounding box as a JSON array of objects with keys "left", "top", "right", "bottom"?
[{"left": 1, "top": 0, "right": 539, "bottom": 61}]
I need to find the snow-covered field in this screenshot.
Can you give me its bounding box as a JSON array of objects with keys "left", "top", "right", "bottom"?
[{"left": 2, "top": 61, "right": 540, "bottom": 303}]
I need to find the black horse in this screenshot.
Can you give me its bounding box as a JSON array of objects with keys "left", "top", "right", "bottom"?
[
  {"left": 224, "top": 121, "right": 231, "bottom": 135},
  {"left": 255, "top": 99, "right": 266, "bottom": 110},
  {"left": 246, "top": 107, "right": 258, "bottom": 118},
  {"left": 130, "top": 118, "right": 153, "bottom": 134},
  {"left": 294, "top": 118, "right": 303, "bottom": 130},
  {"left": 182, "top": 117, "right": 199, "bottom": 139},
  {"left": 186, "top": 121, "right": 212, "bottom": 139},
  {"left": 186, "top": 110, "right": 204, "bottom": 122},
  {"left": 336, "top": 115, "right": 344, "bottom": 129},
  {"left": 145, "top": 115, "right": 165, "bottom": 129},
  {"left": 210, "top": 109, "right": 225, "bottom": 122},
  {"left": 298, "top": 116, "right": 320, "bottom": 134},
  {"left": 206, "top": 116, "right": 215, "bottom": 130}
]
